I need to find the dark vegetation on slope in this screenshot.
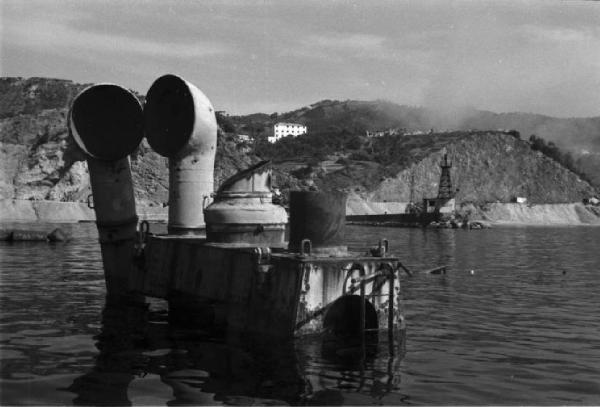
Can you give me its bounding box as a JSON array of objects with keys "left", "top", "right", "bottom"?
[
  {"left": 528, "top": 134, "right": 593, "bottom": 184},
  {"left": 230, "top": 99, "right": 600, "bottom": 155},
  {"left": 575, "top": 153, "right": 600, "bottom": 188},
  {"left": 229, "top": 99, "right": 600, "bottom": 191}
]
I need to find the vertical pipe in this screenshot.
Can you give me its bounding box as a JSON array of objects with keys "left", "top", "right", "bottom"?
[
  {"left": 87, "top": 158, "right": 139, "bottom": 299},
  {"left": 144, "top": 74, "right": 217, "bottom": 235},
  {"left": 69, "top": 84, "right": 144, "bottom": 301}
]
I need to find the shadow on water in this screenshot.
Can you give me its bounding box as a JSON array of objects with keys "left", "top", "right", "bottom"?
[{"left": 66, "top": 299, "right": 404, "bottom": 406}]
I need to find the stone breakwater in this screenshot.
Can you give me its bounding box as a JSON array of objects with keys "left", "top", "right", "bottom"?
[
  {"left": 347, "top": 197, "right": 600, "bottom": 226},
  {"left": 480, "top": 203, "right": 600, "bottom": 226},
  {"left": 2, "top": 199, "right": 599, "bottom": 226},
  {"left": 0, "top": 199, "right": 167, "bottom": 223}
]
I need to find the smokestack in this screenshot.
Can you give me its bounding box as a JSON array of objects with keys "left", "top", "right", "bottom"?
[
  {"left": 69, "top": 84, "right": 144, "bottom": 299},
  {"left": 143, "top": 74, "right": 217, "bottom": 235}
]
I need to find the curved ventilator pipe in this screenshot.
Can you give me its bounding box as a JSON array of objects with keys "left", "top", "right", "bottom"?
[
  {"left": 69, "top": 84, "right": 144, "bottom": 299},
  {"left": 144, "top": 74, "right": 218, "bottom": 235}
]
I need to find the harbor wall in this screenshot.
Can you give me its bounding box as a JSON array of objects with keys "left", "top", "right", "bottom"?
[
  {"left": 3, "top": 198, "right": 599, "bottom": 226},
  {"left": 345, "top": 197, "right": 600, "bottom": 226},
  {"left": 480, "top": 203, "right": 600, "bottom": 225},
  {"left": 0, "top": 199, "right": 167, "bottom": 223},
  {"left": 346, "top": 198, "right": 408, "bottom": 216}
]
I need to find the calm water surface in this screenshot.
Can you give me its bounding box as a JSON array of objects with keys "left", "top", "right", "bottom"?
[{"left": 1, "top": 223, "right": 599, "bottom": 405}]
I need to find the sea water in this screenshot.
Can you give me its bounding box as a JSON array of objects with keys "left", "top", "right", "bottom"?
[{"left": 1, "top": 223, "right": 599, "bottom": 405}]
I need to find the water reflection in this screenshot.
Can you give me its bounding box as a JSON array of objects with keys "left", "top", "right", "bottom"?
[
  {"left": 3, "top": 224, "right": 600, "bottom": 405},
  {"left": 311, "top": 338, "right": 403, "bottom": 405},
  {"left": 67, "top": 299, "right": 402, "bottom": 405}
]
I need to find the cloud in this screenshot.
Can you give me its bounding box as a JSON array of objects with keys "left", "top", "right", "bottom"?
[
  {"left": 2, "top": 0, "right": 600, "bottom": 117},
  {"left": 4, "top": 16, "right": 231, "bottom": 60},
  {"left": 285, "top": 32, "right": 394, "bottom": 60},
  {"left": 308, "top": 33, "right": 386, "bottom": 51},
  {"left": 521, "top": 25, "right": 597, "bottom": 44}
]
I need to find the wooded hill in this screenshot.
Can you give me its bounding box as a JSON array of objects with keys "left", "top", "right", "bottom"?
[{"left": 229, "top": 99, "right": 600, "bottom": 190}]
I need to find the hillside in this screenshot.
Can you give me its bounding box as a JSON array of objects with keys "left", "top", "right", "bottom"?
[
  {"left": 1, "top": 77, "right": 598, "bottom": 219},
  {"left": 277, "top": 100, "right": 600, "bottom": 154},
  {"left": 357, "top": 132, "right": 595, "bottom": 204},
  {"left": 258, "top": 130, "right": 596, "bottom": 205},
  {"left": 232, "top": 99, "right": 600, "bottom": 188}
]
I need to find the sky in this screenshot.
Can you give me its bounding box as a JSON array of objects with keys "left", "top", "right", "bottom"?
[{"left": 1, "top": 0, "right": 599, "bottom": 117}]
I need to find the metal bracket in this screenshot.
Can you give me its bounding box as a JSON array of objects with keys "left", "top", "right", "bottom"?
[
  {"left": 139, "top": 220, "right": 150, "bottom": 243},
  {"left": 253, "top": 247, "right": 273, "bottom": 289},
  {"left": 300, "top": 239, "right": 312, "bottom": 256},
  {"left": 379, "top": 238, "right": 389, "bottom": 257},
  {"left": 87, "top": 194, "right": 94, "bottom": 209}
]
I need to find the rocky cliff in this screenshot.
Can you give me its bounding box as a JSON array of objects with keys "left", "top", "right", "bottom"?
[
  {"left": 364, "top": 132, "right": 596, "bottom": 204},
  {"left": 0, "top": 77, "right": 257, "bottom": 207}
]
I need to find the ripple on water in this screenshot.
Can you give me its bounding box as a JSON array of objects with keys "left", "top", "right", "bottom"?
[{"left": 1, "top": 224, "right": 600, "bottom": 405}]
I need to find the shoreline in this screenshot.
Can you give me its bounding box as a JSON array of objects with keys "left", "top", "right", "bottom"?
[
  {"left": 347, "top": 201, "right": 600, "bottom": 227},
  {"left": 0, "top": 199, "right": 167, "bottom": 223},
  {"left": 2, "top": 199, "right": 600, "bottom": 227}
]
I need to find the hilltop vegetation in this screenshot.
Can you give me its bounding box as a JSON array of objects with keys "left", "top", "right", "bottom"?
[
  {"left": 0, "top": 77, "right": 90, "bottom": 119},
  {"left": 231, "top": 99, "right": 600, "bottom": 155},
  {"left": 229, "top": 99, "right": 600, "bottom": 194}
]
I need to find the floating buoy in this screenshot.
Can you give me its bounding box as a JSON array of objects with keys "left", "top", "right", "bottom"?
[{"left": 470, "top": 269, "right": 475, "bottom": 275}]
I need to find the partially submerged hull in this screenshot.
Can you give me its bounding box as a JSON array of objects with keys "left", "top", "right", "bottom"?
[
  {"left": 67, "top": 75, "right": 405, "bottom": 348},
  {"left": 137, "top": 236, "right": 404, "bottom": 340}
]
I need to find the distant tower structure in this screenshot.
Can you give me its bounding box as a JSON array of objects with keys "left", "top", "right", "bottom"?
[
  {"left": 437, "top": 153, "right": 454, "bottom": 199},
  {"left": 422, "top": 153, "right": 457, "bottom": 215}
]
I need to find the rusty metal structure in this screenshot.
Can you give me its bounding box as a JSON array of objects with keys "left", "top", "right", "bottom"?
[
  {"left": 437, "top": 153, "right": 454, "bottom": 200},
  {"left": 144, "top": 74, "right": 218, "bottom": 235},
  {"left": 70, "top": 75, "right": 406, "bottom": 347},
  {"left": 69, "top": 84, "right": 144, "bottom": 301},
  {"left": 204, "top": 161, "right": 287, "bottom": 244}
]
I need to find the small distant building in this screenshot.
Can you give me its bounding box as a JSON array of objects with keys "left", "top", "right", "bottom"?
[
  {"left": 365, "top": 128, "right": 403, "bottom": 138},
  {"left": 268, "top": 122, "right": 307, "bottom": 143},
  {"left": 366, "top": 130, "right": 386, "bottom": 138},
  {"left": 236, "top": 134, "right": 252, "bottom": 142},
  {"left": 584, "top": 197, "right": 600, "bottom": 205}
]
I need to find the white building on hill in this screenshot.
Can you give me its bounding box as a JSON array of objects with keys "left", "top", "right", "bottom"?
[{"left": 268, "top": 122, "right": 307, "bottom": 143}]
